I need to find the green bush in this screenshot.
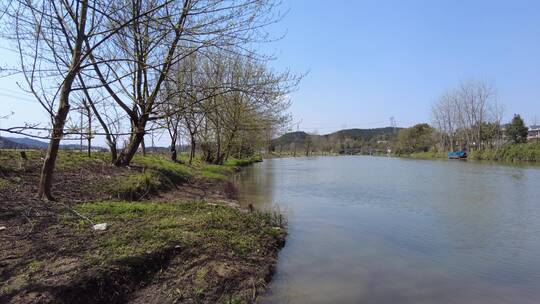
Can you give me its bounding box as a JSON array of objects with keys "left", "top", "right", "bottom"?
[{"left": 109, "top": 155, "right": 193, "bottom": 200}]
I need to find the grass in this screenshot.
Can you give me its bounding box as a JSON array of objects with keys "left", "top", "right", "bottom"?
[
  {"left": 72, "top": 200, "right": 285, "bottom": 261},
  {"left": 397, "top": 150, "right": 447, "bottom": 160},
  {"left": 201, "top": 164, "right": 235, "bottom": 180},
  {"left": 1, "top": 149, "right": 283, "bottom": 303},
  {"left": 224, "top": 154, "right": 263, "bottom": 167},
  {"left": 133, "top": 154, "right": 193, "bottom": 183},
  {"left": 55, "top": 151, "right": 110, "bottom": 170},
  {"left": 0, "top": 149, "right": 261, "bottom": 199},
  {"left": 0, "top": 149, "right": 110, "bottom": 171},
  {"left": 199, "top": 155, "right": 262, "bottom": 180},
  {"left": 470, "top": 142, "right": 540, "bottom": 162},
  {"left": 396, "top": 143, "right": 540, "bottom": 163},
  {"left": 107, "top": 153, "right": 263, "bottom": 200},
  {"left": 108, "top": 154, "right": 194, "bottom": 200}
]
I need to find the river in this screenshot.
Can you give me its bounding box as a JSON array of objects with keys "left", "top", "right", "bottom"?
[{"left": 234, "top": 156, "right": 540, "bottom": 304}]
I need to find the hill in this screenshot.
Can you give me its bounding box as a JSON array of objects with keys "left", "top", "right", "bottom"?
[
  {"left": 0, "top": 136, "right": 107, "bottom": 151},
  {"left": 0, "top": 136, "right": 49, "bottom": 149},
  {"left": 272, "top": 127, "right": 401, "bottom": 155},
  {"left": 326, "top": 127, "right": 399, "bottom": 141}
]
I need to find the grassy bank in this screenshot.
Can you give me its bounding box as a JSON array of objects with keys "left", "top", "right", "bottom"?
[
  {"left": 395, "top": 150, "right": 447, "bottom": 160},
  {"left": 0, "top": 150, "right": 284, "bottom": 304},
  {"left": 395, "top": 142, "right": 540, "bottom": 163},
  {"left": 469, "top": 143, "right": 540, "bottom": 162},
  {"left": 264, "top": 151, "right": 340, "bottom": 159}
]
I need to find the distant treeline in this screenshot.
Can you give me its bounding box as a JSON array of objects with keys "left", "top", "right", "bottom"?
[
  {"left": 270, "top": 127, "right": 400, "bottom": 156},
  {"left": 394, "top": 80, "right": 539, "bottom": 162}
]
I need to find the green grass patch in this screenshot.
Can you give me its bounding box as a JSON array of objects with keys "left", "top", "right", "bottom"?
[
  {"left": 108, "top": 155, "right": 194, "bottom": 200},
  {"left": 132, "top": 154, "right": 193, "bottom": 184},
  {"left": 470, "top": 143, "right": 540, "bottom": 162},
  {"left": 55, "top": 151, "right": 110, "bottom": 170},
  {"left": 224, "top": 155, "right": 262, "bottom": 167},
  {"left": 73, "top": 201, "right": 285, "bottom": 260},
  {"left": 201, "top": 164, "right": 235, "bottom": 180},
  {"left": 399, "top": 143, "right": 540, "bottom": 163},
  {"left": 108, "top": 171, "right": 164, "bottom": 200},
  {"left": 398, "top": 150, "right": 447, "bottom": 159},
  {"left": 0, "top": 149, "right": 111, "bottom": 171},
  {"left": 198, "top": 155, "right": 261, "bottom": 181}
]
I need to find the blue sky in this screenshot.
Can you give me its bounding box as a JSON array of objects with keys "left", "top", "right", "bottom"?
[
  {"left": 1, "top": 0, "right": 540, "bottom": 140},
  {"left": 264, "top": 0, "right": 540, "bottom": 133}
]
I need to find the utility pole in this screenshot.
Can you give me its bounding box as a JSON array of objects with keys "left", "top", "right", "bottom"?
[
  {"left": 80, "top": 105, "right": 84, "bottom": 153},
  {"left": 390, "top": 117, "right": 397, "bottom": 134},
  {"left": 82, "top": 98, "right": 92, "bottom": 157}
]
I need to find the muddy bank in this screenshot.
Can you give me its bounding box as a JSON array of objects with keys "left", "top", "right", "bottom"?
[{"left": 0, "top": 151, "right": 285, "bottom": 304}]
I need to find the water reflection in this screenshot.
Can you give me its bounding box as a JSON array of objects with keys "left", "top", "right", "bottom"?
[{"left": 235, "top": 156, "right": 540, "bottom": 304}]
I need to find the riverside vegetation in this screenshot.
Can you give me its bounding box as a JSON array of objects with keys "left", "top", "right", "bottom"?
[
  {"left": 398, "top": 143, "right": 540, "bottom": 163},
  {"left": 0, "top": 149, "right": 285, "bottom": 304},
  {"left": 269, "top": 80, "right": 539, "bottom": 164}
]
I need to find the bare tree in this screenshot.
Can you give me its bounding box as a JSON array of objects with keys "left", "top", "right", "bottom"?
[
  {"left": 432, "top": 80, "right": 501, "bottom": 152},
  {"left": 2, "top": 0, "right": 93, "bottom": 200},
  {"left": 87, "top": 0, "right": 283, "bottom": 167}
]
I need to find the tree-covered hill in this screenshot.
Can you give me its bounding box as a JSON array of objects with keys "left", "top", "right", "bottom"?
[{"left": 271, "top": 127, "right": 401, "bottom": 155}]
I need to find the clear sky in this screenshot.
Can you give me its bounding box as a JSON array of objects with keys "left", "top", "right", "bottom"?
[
  {"left": 265, "top": 0, "right": 540, "bottom": 133},
  {"left": 1, "top": 0, "right": 540, "bottom": 140}
]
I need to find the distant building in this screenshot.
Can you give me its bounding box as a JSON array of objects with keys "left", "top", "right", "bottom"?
[{"left": 528, "top": 125, "right": 540, "bottom": 141}]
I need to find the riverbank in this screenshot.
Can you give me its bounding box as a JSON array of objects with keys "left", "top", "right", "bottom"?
[
  {"left": 396, "top": 142, "right": 540, "bottom": 163},
  {"left": 0, "top": 150, "right": 285, "bottom": 304},
  {"left": 264, "top": 151, "right": 339, "bottom": 159}
]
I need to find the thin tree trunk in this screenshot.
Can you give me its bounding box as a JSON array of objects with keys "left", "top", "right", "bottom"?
[
  {"left": 189, "top": 136, "right": 196, "bottom": 165},
  {"left": 224, "top": 129, "right": 237, "bottom": 162},
  {"left": 87, "top": 136, "right": 91, "bottom": 157},
  {"left": 109, "top": 143, "right": 118, "bottom": 163},
  {"left": 170, "top": 137, "right": 177, "bottom": 162},
  {"left": 37, "top": 0, "right": 88, "bottom": 200},
  {"left": 141, "top": 137, "right": 146, "bottom": 156},
  {"left": 38, "top": 103, "right": 71, "bottom": 200},
  {"left": 85, "top": 101, "right": 92, "bottom": 157}
]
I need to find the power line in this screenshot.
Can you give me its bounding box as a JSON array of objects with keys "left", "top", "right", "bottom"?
[{"left": 0, "top": 92, "right": 40, "bottom": 104}]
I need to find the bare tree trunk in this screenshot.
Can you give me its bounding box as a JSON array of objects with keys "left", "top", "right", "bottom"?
[
  {"left": 109, "top": 144, "right": 118, "bottom": 163},
  {"left": 115, "top": 128, "right": 145, "bottom": 166},
  {"left": 141, "top": 137, "right": 146, "bottom": 156},
  {"left": 224, "top": 128, "right": 237, "bottom": 162},
  {"left": 38, "top": 102, "right": 71, "bottom": 200},
  {"left": 84, "top": 100, "right": 92, "bottom": 157},
  {"left": 37, "top": 0, "right": 89, "bottom": 200},
  {"left": 189, "top": 135, "right": 196, "bottom": 164},
  {"left": 170, "top": 136, "right": 177, "bottom": 162}
]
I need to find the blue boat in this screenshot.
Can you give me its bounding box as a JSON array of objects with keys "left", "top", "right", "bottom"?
[{"left": 448, "top": 151, "right": 467, "bottom": 159}]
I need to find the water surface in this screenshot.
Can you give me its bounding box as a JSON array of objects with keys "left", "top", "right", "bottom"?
[{"left": 235, "top": 156, "right": 540, "bottom": 304}]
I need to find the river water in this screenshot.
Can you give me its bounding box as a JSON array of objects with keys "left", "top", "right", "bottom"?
[{"left": 234, "top": 156, "right": 540, "bottom": 304}]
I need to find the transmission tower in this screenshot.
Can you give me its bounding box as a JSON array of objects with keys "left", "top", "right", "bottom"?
[{"left": 390, "top": 117, "right": 397, "bottom": 134}]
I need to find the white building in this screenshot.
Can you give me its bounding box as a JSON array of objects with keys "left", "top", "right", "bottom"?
[{"left": 528, "top": 125, "right": 540, "bottom": 141}]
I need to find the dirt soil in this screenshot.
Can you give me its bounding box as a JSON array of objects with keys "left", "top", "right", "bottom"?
[{"left": 0, "top": 153, "right": 285, "bottom": 304}]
